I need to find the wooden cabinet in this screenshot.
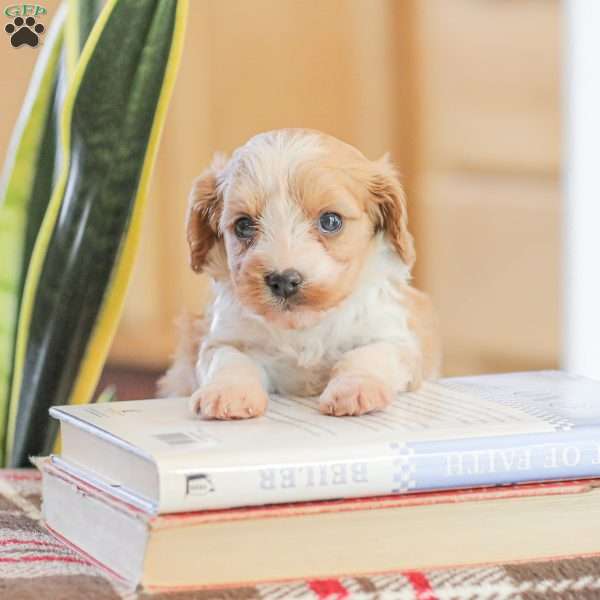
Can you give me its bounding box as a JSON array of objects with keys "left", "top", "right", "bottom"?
[
  {"left": 415, "top": 0, "right": 560, "bottom": 174},
  {"left": 410, "top": 0, "right": 561, "bottom": 374},
  {"left": 417, "top": 173, "right": 559, "bottom": 374}
]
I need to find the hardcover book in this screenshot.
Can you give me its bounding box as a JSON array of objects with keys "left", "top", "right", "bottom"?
[
  {"left": 49, "top": 371, "right": 600, "bottom": 513},
  {"left": 41, "top": 460, "right": 600, "bottom": 590}
]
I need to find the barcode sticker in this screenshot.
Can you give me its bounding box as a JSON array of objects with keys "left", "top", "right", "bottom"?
[{"left": 154, "top": 432, "right": 197, "bottom": 446}]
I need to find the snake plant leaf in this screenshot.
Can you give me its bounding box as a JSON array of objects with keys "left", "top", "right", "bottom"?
[
  {"left": 6, "top": 0, "right": 187, "bottom": 466},
  {"left": 0, "top": 7, "right": 65, "bottom": 466},
  {"left": 0, "top": 1, "right": 105, "bottom": 467},
  {"left": 95, "top": 385, "right": 117, "bottom": 403},
  {"left": 66, "top": 0, "right": 105, "bottom": 68},
  {"left": 53, "top": 1, "right": 105, "bottom": 196},
  {"left": 65, "top": 0, "right": 107, "bottom": 88}
]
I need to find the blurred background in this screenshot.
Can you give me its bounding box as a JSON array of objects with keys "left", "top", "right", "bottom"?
[{"left": 1, "top": 0, "right": 561, "bottom": 398}]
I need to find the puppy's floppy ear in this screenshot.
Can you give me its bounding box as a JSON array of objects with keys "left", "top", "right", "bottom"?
[
  {"left": 368, "top": 155, "right": 416, "bottom": 269},
  {"left": 186, "top": 153, "right": 227, "bottom": 273}
]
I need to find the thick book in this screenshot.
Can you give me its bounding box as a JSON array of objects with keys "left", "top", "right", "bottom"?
[
  {"left": 41, "top": 460, "right": 600, "bottom": 590},
  {"left": 49, "top": 371, "right": 600, "bottom": 513}
]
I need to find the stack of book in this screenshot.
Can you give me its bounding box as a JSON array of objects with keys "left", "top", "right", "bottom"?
[{"left": 41, "top": 371, "right": 600, "bottom": 591}]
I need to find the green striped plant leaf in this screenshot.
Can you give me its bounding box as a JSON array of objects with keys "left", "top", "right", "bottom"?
[
  {"left": 68, "top": 0, "right": 104, "bottom": 57},
  {"left": 95, "top": 385, "right": 117, "bottom": 403},
  {"left": 0, "top": 8, "right": 65, "bottom": 466},
  {"left": 6, "top": 0, "right": 187, "bottom": 466},
  {"left": 53, "top": 1, "right": 105, "bottom": 194},
  {"left": 0, "top": 1, "right": 104, "bottom": 466}
]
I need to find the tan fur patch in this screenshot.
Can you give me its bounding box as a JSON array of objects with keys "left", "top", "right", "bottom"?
[
  {"left": 157, "top": 313, "right": 205, "bottom": 396},
  {"left": 400, "top": 284, "right": 443, "bottom": 379}
]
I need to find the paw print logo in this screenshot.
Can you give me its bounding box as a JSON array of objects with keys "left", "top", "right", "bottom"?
[{"left": 5, "top": 16, "right": 45, "bottom": 48}]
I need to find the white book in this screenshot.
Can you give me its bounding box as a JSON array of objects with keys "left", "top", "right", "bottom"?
[{"left": 49, "top": 371, "right": 600, "bottom": 513}]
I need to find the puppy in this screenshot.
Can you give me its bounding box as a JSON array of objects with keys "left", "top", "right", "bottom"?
[{"left": 159, "top": 129, "right": 441, "bottom": 418}]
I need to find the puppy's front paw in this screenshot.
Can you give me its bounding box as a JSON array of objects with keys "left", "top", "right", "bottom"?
[
  {"left": 319, "top": 375, "right": 393, "bottom": 416},
  {"left": 190, "top": 381, "right": 268, "bottom": 420}
]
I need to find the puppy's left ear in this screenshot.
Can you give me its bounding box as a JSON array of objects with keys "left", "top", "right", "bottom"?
[{"left": 368, "top": 155, "right": 416, "bottom": 269}]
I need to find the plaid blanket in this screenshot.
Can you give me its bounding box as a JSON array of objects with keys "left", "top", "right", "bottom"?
[{"left": 1, "top": 469, "right": 599, "bottom": 599}]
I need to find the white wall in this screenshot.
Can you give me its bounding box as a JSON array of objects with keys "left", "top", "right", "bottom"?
[{"left": 563, "top": 1, "right": 600, "bottom": 378}]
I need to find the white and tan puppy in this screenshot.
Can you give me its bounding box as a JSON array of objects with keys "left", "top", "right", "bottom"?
[{"left": 159, "top": 129, "right": 441, "bottom": 419}]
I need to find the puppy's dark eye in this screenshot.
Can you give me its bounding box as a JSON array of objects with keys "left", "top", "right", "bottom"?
[
  {"left": 318, "top": 212, "right": 343, "bottom": 234},
  {"left": 234, "top": 216, "right": 257, "bottom": 240}
]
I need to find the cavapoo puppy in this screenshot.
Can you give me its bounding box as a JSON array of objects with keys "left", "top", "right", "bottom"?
[{"left": 159, "top": 129, "right": 441, "bottom": 419}]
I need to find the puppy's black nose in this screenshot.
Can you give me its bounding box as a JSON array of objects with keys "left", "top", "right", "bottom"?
[{"left": 265, "top": 269, "right": 303, "bottom": 299}]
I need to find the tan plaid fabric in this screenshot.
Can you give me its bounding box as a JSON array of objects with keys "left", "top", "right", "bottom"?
[{"left": 2, "top": 469, "right": 599, "bottom": 599}]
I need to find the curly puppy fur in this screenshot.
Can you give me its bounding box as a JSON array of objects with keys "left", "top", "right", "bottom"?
[{"left": 159, "top": 129, "right": 441, "bottom": 418}]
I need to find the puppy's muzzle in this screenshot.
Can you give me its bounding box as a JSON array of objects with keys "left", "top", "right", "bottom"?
[{"left": 265, "top": 269, "right": 303, "bottom": 299}]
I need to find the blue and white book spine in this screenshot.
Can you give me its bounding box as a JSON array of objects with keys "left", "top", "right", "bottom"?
[{"left": 154, "top": 431, "right": 600, "bottom": 510}]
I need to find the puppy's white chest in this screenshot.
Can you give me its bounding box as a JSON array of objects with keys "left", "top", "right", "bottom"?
[
  {"left": 255, "top": 339, "right": 347, "bottom": 396},
  {"left": 262, "top": 354, "right": 331, "bottom": 396},
  {"left": 254, "top": 300, "right": 410, "bottom": 397}
]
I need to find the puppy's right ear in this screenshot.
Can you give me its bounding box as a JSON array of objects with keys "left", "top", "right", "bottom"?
[{"left": 186, "top": 154, "right": 227, "bottom": 273}]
